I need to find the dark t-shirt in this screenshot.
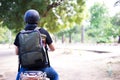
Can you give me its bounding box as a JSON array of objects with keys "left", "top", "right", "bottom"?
[{"left": 14, "top": 28, "right": 53, "bottom": 49}]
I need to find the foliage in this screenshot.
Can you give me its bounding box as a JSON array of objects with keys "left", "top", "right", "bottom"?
[
  {"left": 90, "top": 3, "right": 109, "bottom": 28},
  {"left": 0, "top": 22, "right": 14, "bottom": 44},
  {"left": 111, "top": 12, "right": 120, "bottom": 39},
  {"left": 56, "top": 25, "right": 81, "bottom": 43},
  {"left": 87, "top": 2, "right": 113, "bottom": 43},
  {"left": 0, "top": 0, "right": 86, "bottom": 33}
]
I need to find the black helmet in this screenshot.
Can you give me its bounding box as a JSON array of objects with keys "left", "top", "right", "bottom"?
[{"left": 24, "top": 9, "right": 40, "bottom": 24}]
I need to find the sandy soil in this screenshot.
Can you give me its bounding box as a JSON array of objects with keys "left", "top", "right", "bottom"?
[{"left": 0, "top": 44, "right": 120, "bottom": 80}]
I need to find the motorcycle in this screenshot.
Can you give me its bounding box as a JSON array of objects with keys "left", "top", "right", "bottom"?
[{"left": 19, "top": 71, "right": 50, "bottom": 80}]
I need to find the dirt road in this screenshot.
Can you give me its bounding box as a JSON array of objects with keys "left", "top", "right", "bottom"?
[{"left": 0, "top": 44, "right": 120, "bottom": 80}]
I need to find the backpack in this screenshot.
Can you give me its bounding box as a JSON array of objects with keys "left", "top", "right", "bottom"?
[{"left": 18, "top": 28, "right": 49, "bottom": 69}]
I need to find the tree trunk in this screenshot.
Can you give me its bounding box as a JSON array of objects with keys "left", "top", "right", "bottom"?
[
  {"left": 81, "top": 26, "right": 84, "bottom": 43},
  {"left": 118, "top": 36, "right": 120, "bottom": 43},
  {"left": 62, "top": 34, "right": 65, "bottom": 43},
  {"left": 69, "top": 33, "right": 72, "bottom": 43}
]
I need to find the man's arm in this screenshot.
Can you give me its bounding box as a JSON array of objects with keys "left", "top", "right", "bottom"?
[
  {"left": 48, "top": 43, "right": 55, "bottom": 51},
  {"left": 14, "top": 45, "right": 19, "bottom": 55}
]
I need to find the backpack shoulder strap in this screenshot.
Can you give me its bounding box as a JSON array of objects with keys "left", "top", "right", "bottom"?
[
  {"left": 20, "top": 30, "right": 25, "bottom": 33},
  {"left": 35, "top": 27, "right": 51, "bottom": 67}
]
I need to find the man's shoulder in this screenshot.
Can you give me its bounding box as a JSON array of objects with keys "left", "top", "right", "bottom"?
[
  {"left": 39, "top": 27, "right": 46, "bottom": 31},
  {"left": 39, "top": 27, "right": 48, "bottom": 33}
]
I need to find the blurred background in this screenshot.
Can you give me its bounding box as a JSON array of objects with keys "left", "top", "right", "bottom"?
[
  {"left": 0, "top": 0, "right": 120, "bottom": 44},
  {"left": 1, "top": 0, "right": 120, "bottom": 80}
]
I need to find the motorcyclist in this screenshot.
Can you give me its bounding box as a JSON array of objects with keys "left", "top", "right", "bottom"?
[{"left": 14, "top": 9, "right": 59, "bottom": 80}]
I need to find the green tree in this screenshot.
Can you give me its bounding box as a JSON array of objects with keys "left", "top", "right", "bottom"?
[
  {"left": 111, "top": 12, "right": 120, "bottom": 43},
  {"left": 56, "top": 25, "right": 81, "bottom": 43},
  {"left": 0, "top": 0, "right": 86, "bottom": 33},
  {"left": 0, "top": 22, "right": 13, "bottom": 44},
  {"left": 87, "top": 2, "right": 113, "bottom": 43},
  {"left": 111, "top": 12, "right": 120, "bottom": 29}
]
